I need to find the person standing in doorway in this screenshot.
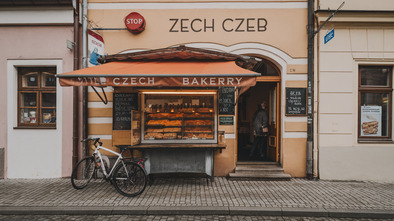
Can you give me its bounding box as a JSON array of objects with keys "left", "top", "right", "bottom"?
[{"left": 249, "top": 101, "right": 269, "bottom": 160}]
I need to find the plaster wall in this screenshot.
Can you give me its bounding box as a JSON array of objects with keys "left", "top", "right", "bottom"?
[
  {"left": 90, "top": 0, "right": 306, "bottom": 2},
  {"left": 319, "top": 0, "right": 394, "bottom": 11},
  {"left": 85, "top": 1, "right": 308, "bottom": 177},
  {"left": 318, "top": 26, "right": 394, "bottom": 182},
  {"left": 0, "top": 26, "right": 74, "bottom": 178},
  {"left": 87, "top": 6, "right": 307, "bottom": 58}
]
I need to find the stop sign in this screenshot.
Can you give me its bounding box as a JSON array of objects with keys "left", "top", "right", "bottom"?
[{"left": 124, "top": 12, "right": 146, "bottom": 34}]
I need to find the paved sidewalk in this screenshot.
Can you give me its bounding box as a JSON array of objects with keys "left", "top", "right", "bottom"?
[{"left": 0, "top": 177, "right": 393, "bottom": 219}]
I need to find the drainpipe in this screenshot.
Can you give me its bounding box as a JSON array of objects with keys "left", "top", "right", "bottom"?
[
  {"left": 306, "top": 0, "right": 314, "bottom": 180},
  {"left": 82, "top": 0, "right": 88, "bottom": 151},
  {"left": 72, "top": 0, "right": 80, "bottom": 168}
]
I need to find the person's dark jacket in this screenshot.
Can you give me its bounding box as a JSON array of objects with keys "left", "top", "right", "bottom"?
[{"left": 253, "top": 106, "right": 268, "bottom": 136}]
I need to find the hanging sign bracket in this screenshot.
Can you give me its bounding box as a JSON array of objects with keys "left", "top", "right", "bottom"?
[{"left": 314, "top": 1, "right": 345, "bottom": 36}]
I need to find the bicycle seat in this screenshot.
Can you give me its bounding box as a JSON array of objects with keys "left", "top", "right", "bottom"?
[{"left": 115, "top": 145, "right": 132, "bottom": 153}]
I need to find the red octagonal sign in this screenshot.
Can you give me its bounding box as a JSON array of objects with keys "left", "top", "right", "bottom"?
[{"left": 124, "top": 12, "right": 146, "bottom": 34}]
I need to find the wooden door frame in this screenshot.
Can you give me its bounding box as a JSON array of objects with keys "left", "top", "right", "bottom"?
[
  {"left": 235, "top": 76, "right": 281, "bottom": 163},
  {"left": 262, "top": 77, "right": 281, "bottom": 162}
]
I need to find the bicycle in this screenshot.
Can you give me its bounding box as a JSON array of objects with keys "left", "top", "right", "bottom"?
[{"left": 71, "top": 137, "right": 147, "bottom": 197}]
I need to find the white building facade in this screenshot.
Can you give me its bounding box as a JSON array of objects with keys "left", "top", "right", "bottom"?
[
  {"left": 316, "top": 0, "right": 394, "bottom": 182},
  {"left": 0, "top": 2, "right": 76, "bottom": 178}
]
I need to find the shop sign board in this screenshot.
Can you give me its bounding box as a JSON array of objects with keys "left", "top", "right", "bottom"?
[
  {"left": 88, "top": 30, "right": 104, "bottom": 66},
  {"left": 285, "top": 87, "right": 307, "bottom": 116},
  {"left": 218, "top": 87, "right": 235, "bottom": 115},
  {"left": 125, "top": 12, "right": 146, "bottom": 34},
  {"left": 59, "top": 76, "right": 256, "bottom": 87},
  {"left": 113, "top": 93, "right": 138, "bottom": 130},
  {"left": 361, "top": 106, "right": 382, "bottom": 136},
  {"left": 219, "top": 116, "right": 234, "bottom": 125},
  {"left": 169, "top": 17, "right": 267, "bottom": 33}
]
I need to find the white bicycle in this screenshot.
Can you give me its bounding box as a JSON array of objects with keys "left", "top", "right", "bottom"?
[{"left": 71, "top": 138, "right": 147, "bottom": 197}]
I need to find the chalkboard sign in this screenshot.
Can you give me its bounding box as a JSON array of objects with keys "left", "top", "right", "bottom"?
[
  {"left": 113, "top": 93, "right": 138, "bottom": 130},
  {"left": 219, "top": 116, "right": 234, "bottom": 125},
  {"left": 219, "top": 87, "right": 235, "bottom": 115},
  {"left": 285, "top": 88, "right": 307, "bottom": 116}
]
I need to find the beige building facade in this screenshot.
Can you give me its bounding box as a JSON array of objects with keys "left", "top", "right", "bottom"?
[
  {"left": 316, "top": 0, "right": 394, "bottom": 182},
  {"left": 85, "top": 0, "right": 309, "bottom": 177}
]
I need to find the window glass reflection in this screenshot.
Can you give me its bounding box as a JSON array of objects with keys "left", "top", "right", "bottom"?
[
  {"left": 21, "top": 93, "right": 37, "bottom": 107},
  {"left": 43, "top": 72, "right": 56, "bottom": 87},
  {"left": 22, "top": 73, "right": 38, "bottom": 87},
  {"left": 360, "top": 67, "right": 390, "bottom": 86},
  {"left": 42, "top": 93, "right": 56, "bottom": 107}
]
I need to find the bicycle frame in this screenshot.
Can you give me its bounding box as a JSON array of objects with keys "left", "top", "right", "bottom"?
[{"left": 94, "top": 145, "right": 124, "bottom": 179}]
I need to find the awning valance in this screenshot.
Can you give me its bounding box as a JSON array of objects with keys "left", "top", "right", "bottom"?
[{"left": 56, "top": 61, "right": 260, "bottom": 87}]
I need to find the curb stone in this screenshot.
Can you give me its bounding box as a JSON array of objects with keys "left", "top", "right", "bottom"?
[{"left": 0, "top": 206, "right": 393, "bottom": 219}]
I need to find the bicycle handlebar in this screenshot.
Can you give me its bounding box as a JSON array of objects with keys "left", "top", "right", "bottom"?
[{"left": 81, "top": 137, "right": 101, "bottom": 146}]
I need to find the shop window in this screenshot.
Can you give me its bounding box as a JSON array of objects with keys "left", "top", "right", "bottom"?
[
  {"left": 358, "top": 66, "right": 393, "bottom": 142},
  {"left": 140, "top": 91, "right": 217, "bottom": 144},
  {"left": 17, "top": 67, "right": 57, "bottom": 128}
]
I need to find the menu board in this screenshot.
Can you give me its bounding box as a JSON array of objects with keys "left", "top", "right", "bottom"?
[
  {"left": 113, "top": 93, "right": 138, "bottom": 130},
  {"left": 285, "top": 88, "right": 307, "bottom": 116},
  {"left": 219, "top": 87, "right": 235, "bottom": 115},
  {"left": 219, "top": 116, "right": 234, "bottom": 125}
]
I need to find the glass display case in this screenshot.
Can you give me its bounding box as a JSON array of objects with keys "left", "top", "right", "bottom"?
[
  {"left": 131, "top": 110, "right": 141, "bottom": 146},
  {"left": 141, "top": 91, "right": 217, "bottom": 143}
]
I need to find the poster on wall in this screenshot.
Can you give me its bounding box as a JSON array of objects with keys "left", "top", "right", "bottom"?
[
  {"left": 88, "top": 30, "right": 104, "bottom": 67},
  {"left": 361, "top": 106, "right": 382, "bottom": 136}
]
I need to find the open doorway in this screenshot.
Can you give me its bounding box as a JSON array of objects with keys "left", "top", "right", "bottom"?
[{"left": 237, "top": 82, "right": 280, "bottom": 162}]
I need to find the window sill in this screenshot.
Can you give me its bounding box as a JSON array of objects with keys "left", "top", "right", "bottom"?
[
  {"left": 358, "top": 139, "right": 394, "bottom": 144},
  {"left": 14, "top": 126, "right": 56, "bottom": 130}
]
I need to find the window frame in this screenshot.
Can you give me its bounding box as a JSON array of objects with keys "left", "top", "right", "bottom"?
[
  {"left": 358, "top": 65, "right": 393, "bottom": 142},
  {"left": 17, "top": 67, "right": 57, "bottom": 129}
]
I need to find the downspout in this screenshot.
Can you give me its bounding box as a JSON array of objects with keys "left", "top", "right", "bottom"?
[
  {"left": 306, "top": 0, "right": 314, "bottom": 180},
  {"left": 72, "top": 0, "right": 80, "bottom": 168},
  {"left": 82, "top": 0, "right": 88, "bottom": 151}
]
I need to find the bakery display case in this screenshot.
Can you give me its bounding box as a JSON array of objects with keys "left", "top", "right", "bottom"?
[
  {"left": 131, "top": 110, "right": 141, "bottom": 146},
  {"left": 141, "top": 91, "right": 217, "bottom": 144}
]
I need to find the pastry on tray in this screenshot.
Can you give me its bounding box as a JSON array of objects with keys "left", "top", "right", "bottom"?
[
  {"left": 165, "top": 120, "right": 182, "bottom": 126},
  {"left": 184, "top": 120, "right": 212, "bottom": 126},
  {"left": 163, "top": 133, "right": 177, "bottom": 139},
  {"left": 147, "top": 119, "right": 168, "bottom": 126},
  {"left": 164, "top": 127, "right": 182, "bottom": 133},
  {"left": 145, "top": 132, "right": 164, "bottom": 139},
  {"left": 150, "top": 113, "right": 170, "bottom": 119},
  {"left": 168, "top": 113, "right": 184, "bottom": 119},
  {"left": 185, "top": 127, "right": 212, "bottom": 133},
  {"left": 146, "top": 128, "right": 164, "bottom": 133}
]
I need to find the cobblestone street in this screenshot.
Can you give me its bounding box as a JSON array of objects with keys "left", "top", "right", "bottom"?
[
  {"left": 1, "top": 178, "right": 393, "bottom": 210},
  {"left": 0, "top": 177, "right": 393, "bottom": 219}
]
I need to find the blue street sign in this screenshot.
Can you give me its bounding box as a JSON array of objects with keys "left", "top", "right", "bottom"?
[{"left": 324, "top": 29, "right": 335, "bottom": 44}]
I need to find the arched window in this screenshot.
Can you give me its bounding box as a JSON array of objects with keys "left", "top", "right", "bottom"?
[{"left": 252, "top": 58, "right": 280, "bottom": 76}]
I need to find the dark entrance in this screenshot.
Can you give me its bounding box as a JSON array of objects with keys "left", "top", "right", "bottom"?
[{"left": 237, "top": 82, "right": 279, "bottom": 162}]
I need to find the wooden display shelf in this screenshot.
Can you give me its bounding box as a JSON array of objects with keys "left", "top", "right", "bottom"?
[{"left": 125, "top": 143, "right": 226, "bottom": 152}]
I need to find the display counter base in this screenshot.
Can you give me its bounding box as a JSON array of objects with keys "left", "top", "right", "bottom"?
[{"left": 122, "top": 144, "right": 226, "bottom": 182}]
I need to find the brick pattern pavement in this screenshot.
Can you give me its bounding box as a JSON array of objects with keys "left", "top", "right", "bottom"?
[{"left": 1, "top": 177, "right": 393, "bottom": 211}]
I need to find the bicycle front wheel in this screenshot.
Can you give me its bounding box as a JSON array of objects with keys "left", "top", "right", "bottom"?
[
  {"left": 71, "top": 156, "right": 96, "bottom": 189},
  {"left": 112, "top": 161, "right": 147, "bottom": 197}
]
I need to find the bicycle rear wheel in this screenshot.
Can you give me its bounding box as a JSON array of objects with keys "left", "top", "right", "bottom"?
[
  {"left": 71, "top": 156, "right": 96, "bottom": 189},
  {"left": 112, "top": 161, "right": 147, "bottom": 197}
]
